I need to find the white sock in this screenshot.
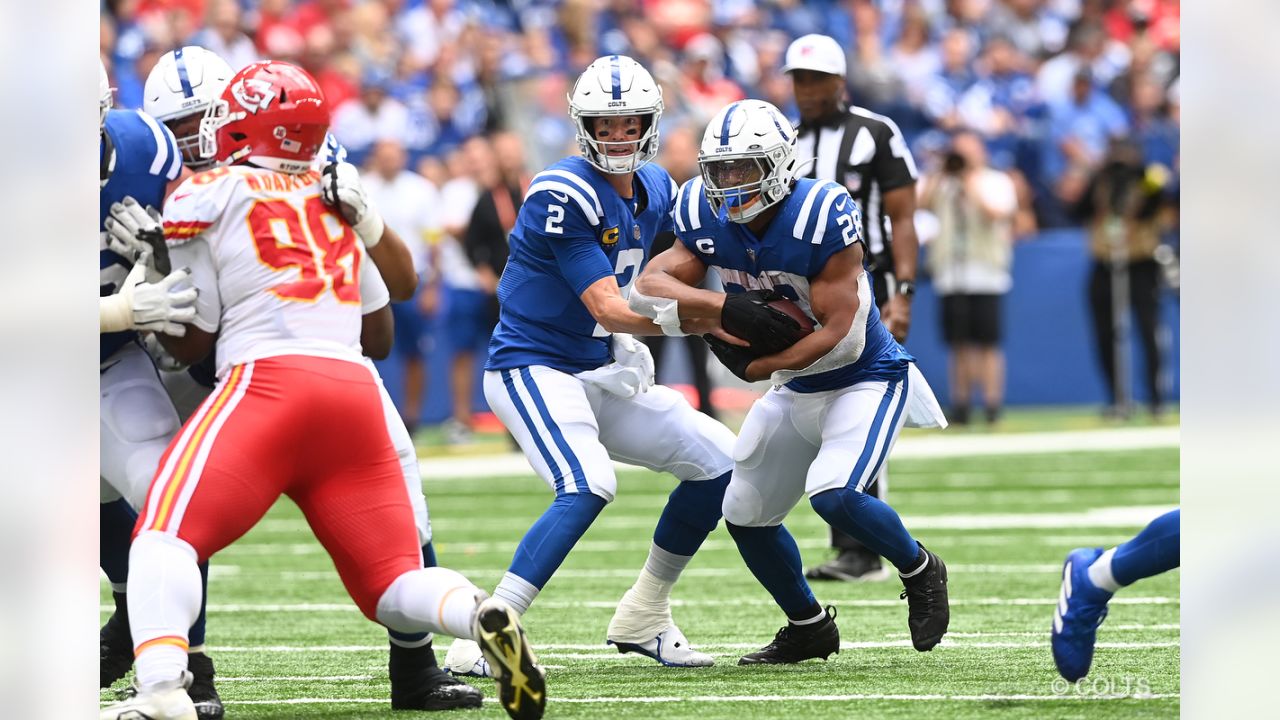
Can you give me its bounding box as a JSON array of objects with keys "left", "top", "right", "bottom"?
[
  {"left": 899, "top": 551, "right": 929, "bottom": 579},
  {"left": 376, "top": 567, "right": 484, "bottom": 641},
  {"left": 1087, "top": 548, "right": 1122, "bottom": 593},
  {"left": 128, "top": 532, "right": 201, "bottom": 687},
  {"left": 791, "top": 608, "right": 827, "bottom": 626},
  {"left": 493, "top": 572, "right": 540, "bottom": 616}
]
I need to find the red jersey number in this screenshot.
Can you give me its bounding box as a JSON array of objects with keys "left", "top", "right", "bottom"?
[{"left": 247, "top": 196, "right": 360, "bottom": 304}]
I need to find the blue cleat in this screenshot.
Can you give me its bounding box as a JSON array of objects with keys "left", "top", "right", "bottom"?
[{"left": 1052, "top": 547, "right": 1114, "bottom": 681}]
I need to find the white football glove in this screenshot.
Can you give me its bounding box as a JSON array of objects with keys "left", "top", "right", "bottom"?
[
  {"left": 322, "top": 161, "right": 385, "bottom": 248},
  {"left": 610, "top": 333, "right": 655, "bottom": 392},
  {"left": 99, "top": 251, "right": 198, "bottom": 336},
  {"left": 105, "top": 197, "right": 170, "bottom": 282}
]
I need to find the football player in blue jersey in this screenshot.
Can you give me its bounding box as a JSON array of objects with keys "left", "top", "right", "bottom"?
[
  {"left": 98, "top": 58, "right": 229, "bottom": 717},
  {"left": 124, "top": 47, "right": 480, "bottom": 712},
  {"left": 1052, "top": 508, "right": 1180, "bottom": 681},
  {"left": 631, "top": 99, "right": 953, "bottom": 662},
  {"left": 444, "top": 55, "right": 741, "bottom": 676}
]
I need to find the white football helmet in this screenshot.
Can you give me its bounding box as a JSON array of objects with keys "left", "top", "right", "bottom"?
[
  {"left": 99, "top": 58, "right": 113, "bottom": 131},
  {"left": 568, "top": 55, "right": 663, "bottom": 174},
  {"left": 698, "top": 99, "right": 799, "bottom": 223},
  {"left": 144, "top": 46, "right": 235, "bottom": 169}
]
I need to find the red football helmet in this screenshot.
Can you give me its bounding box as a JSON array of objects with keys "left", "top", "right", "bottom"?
[{"left": 198, "top": 61, "right": 328, "bottom": 174}]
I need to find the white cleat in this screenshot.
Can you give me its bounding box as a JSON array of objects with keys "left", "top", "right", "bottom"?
[
  {"left": 100, "top": 674, "right": 196, "bottom": 720},
  {"left": 472, "top": 598, "right": 547, "bottom": 720},
  {"left": 607, "top": 624, "right": 715, "bottom": 667},
  {"left": 444, "top": 638, "right": 493, "bottom": 678}
]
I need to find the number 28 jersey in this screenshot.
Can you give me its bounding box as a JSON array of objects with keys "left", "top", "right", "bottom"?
[
  {"left": 486, "top": 156, "right": 678, "bottom": 373},
  {"left": 164, "top": 165, "right": 388, "bottom": 381}
]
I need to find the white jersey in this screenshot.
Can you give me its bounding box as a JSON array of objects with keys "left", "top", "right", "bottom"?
[{"left": 164, "top": 165, "right": 389, "bottom": 380}]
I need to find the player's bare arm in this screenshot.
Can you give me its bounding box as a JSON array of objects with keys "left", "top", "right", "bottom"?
[
  {"left": 579, "top": 276, "right": 666, "bottom": 335},
  {"left": 361, "top": 304, "right": 394, "bottom": 360},
  {"left": 364, "top": 225, "right": 417, "bottom": 302},
  {"left": 634, "top": 243, "right": 719, "bottom": 317},
  {"left": 633, "top": 244, "right": 745, "bottom": 340},
  {"left": 746, "top": 243, "right": 862, "bottom": 381},
  {"left": 882, "top": 184, "right": 917, "bottom": 343}
]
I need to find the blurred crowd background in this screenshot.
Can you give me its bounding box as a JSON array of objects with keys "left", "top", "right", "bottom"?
[{"left": 100, "top": 0, "right": 1181, "bottom": 434}]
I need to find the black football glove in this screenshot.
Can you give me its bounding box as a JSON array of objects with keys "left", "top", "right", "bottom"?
[
  {"left": 704, "top": 334, "right": 758, "bottom": 382},
  {"left": 720, "top": 289, "right": 805, "bottom": 356}
]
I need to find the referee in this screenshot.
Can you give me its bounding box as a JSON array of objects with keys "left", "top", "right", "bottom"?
[{"left": 783, "top": 34, "right": 922, "bottom": 583}]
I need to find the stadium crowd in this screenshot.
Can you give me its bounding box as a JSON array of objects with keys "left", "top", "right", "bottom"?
[{"left": 100, "top": 0, "right": 1180, "bottom": 423}]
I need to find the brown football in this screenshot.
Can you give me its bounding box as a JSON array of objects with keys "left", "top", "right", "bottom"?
[{"left": 768, "top": 298, "right": 817, "bottom": 335}]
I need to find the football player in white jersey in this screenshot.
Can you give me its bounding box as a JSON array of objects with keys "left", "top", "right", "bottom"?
[
  {"left": 132, "top": 46, "right": 471, "bottom": 711},
  {"left": 444, "top": 55, "right": 743, "bottom": 677},
  {"left": 99, "top": 61, "right": 545, "bottom": 720},
  {"left": 631, "top": 99, "right": 952, "bottom": 660}
]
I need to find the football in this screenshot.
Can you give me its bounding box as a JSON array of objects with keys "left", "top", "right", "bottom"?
[{"left": 767, "top": 297, "right": 817, "bottom": 336}]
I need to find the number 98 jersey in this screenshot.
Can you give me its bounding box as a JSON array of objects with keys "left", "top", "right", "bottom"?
[
  {"left": 163, "top": 165, "right": 389, "bottom": 381},
  {"left": 486, "top": 156, "right": 678, "bottom": 373}
]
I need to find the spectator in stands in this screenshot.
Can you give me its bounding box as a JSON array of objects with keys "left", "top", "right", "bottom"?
[
  {"left": 330, "top": 67, "right": 411, "bottom": 167},
  {"left": 956, "top": 34, "right": 1040, "bottom": 169},
  {"left": 919, "top": 131, "right": 1019, "bottom": 425},
  {"left": 1036, "top": 22, "right": 1128, "bottom": 107},
  {"left": 191, "top": 0, "right": 259, "bottom": 71},
  {"left": 679, "top": 32, "right": 745, "bottom": 129},
  {"left": 436, "top": 138, "right": 489, "bottom": 445},
  {"left": 1075, "top": 138, "right": 1173, "bottom": 418},
  {"left": 887, "top": 2, "right": 941, "bottom": 111},
  {"left": 1044, "top": 68, "right": 1129, "bottom": 212},
  {"left": 462, "top": 132, "right": 527, "bottom": 363},
  {"left": 922, "top": 29, "right": 978, "bottom": 132},
  {"left": 984, "top": 0, "right": 1070, "bottom": 60},
  {"left": 363, "top": 139, "right": 444, "bottom": 433}
]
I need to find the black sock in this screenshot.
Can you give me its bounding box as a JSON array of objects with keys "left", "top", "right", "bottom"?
[
  {"left": 389, "top": 638, "right": 437, "bottom": 677},
  {"left": 984, "top": 405, "right": 1000, "bottom": 424},
  {"left": 951, "top": 405, "right": 970, "bottom": 425}
]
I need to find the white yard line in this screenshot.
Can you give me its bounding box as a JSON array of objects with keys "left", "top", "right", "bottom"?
[{"left": 418, "top": 427, "right": 1178, "bottom": 480}]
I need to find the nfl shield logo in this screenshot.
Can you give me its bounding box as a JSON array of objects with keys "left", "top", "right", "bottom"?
[
  {"left": 844, "top": 172, "right": 862, "bottom": 194},
  {"left": 633, "top": 225, "right": 641, "bottom": 240}
]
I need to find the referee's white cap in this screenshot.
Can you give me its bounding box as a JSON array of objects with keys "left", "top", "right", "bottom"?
[{"left": 781, "top": 34, "right": 847, "bottom": 77}]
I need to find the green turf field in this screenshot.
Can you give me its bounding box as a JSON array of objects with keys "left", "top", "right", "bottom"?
[{"left": 101, "top": 443, "right": 1179, "bottom": 719}]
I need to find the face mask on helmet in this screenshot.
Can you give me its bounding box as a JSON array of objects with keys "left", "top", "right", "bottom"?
[
  {"left": 145, "top": 47, "right": 235, "bottom": 170},
  {"left": 699, "top": 100, "right": 799, "bottom": 223},
  {"left": 568, "top": 55, "right": 664, "bottom": 174},
  {"left": 701, "top": 156, "right": 771, "bottom": 222}
]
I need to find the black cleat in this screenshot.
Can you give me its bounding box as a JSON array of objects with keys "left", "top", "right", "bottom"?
[
  {"left": 187, "top": 651, "right": 225, "bottom": 719},
  {"left": 391, "top": 665, "right": 484, "bottom": 711},
  {"left": 474, "top": 598, "right": 546, "bottom": 720},
  {"left": 805, "top": 548, "right": 889, "bottom": 582},
  {"left": 100, "top": 610, "right": 134, "bottom": 688},
  {"left": 390, "top": 639, "right": 484, "bottom": 711},
  {"left": 739, "top": 606, "right": 840, "bottom": 665},
  {"left": 899, "top": 543, "right": 950, "bottom": 651}
]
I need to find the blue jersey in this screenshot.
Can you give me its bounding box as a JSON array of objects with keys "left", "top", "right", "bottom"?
[
  {"left": 673, "top": 176, "right": 911, "bottom": 392},
  {"left": 486, "top": 156, "right": 678, "bottom": 373},
  {"left": 100, "top": 109, "right": 183, "bottom": 364}
]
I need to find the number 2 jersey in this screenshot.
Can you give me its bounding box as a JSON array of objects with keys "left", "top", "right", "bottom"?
[
  {"left": 163, "top": 165, "right": 388, "bottom": 381},
  {"left": 673, "top": 176, "right": 911, "bottom": 392},
  {"left": 486, "top": 156, "right": 678, "bottom": 373},
  {"left": 100, "top": 108, "right": 183, "bottom": 364}
]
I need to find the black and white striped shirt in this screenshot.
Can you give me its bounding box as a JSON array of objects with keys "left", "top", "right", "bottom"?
[{"left": 794, "top": 105, "right": 918, "bottom": 280}]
